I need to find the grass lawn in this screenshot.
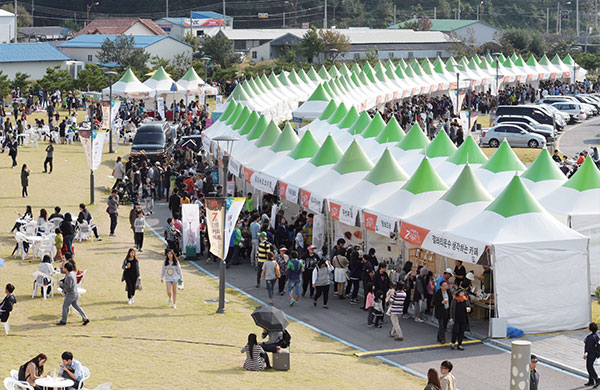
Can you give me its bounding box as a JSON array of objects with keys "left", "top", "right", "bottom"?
[
  {"left": 481, "top": 147, "right": 542, "bottom": 164},
  {"left": 0, "top": 142, "right": 424, "bottom": 389}
]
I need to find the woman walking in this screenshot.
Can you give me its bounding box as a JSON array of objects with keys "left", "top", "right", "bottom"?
[
  {"left": 584, "top": 322, "right": 600, "bottom": 387},
  {"left": 59, "top": 213, "right": 74, "bottom": 256},
  {"left": 332, "top": 247, "right": 349, "bottom": 299},
  {"left": 260, "top": 252, "right": 280, "bottom": 305},
  {"left": 134, "top": 209, "right": 145, "bottom": 252},
  {"left": 121, "top": 248, "right": 140, "bottom": 305},
  {"left": 21, "top": 164, "right": 30, "bottom": 198},
  {"left": 161, "top": 249, "right": 183, "bottom": 309},
  {"left": 424, "top": 368, "right": 441, "bottom": 390},
  {"left": 450, "top": 288, "right": 470, "bottom": 351},
  {"left": 241, "top": 333, "right": 266, "bottom": 371},
  {"left": 388, "top": 283, "right": 406, "bottom": 341},
  {"left": 276, "top": 247, "right": 288, "bottom": 296},
  {"left": 312, "top": 258, "right": 333, "bottom": 309}
]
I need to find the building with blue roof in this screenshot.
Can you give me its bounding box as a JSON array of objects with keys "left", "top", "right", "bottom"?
[
  {"left": 0, "top": 42, "right": 71, "bottom": 79},
  {"left": 58, "top": 34, "right": 193, "bottom": 66},
  {"left": 155, "top": 11, "right": 232, "bottom": 40}
]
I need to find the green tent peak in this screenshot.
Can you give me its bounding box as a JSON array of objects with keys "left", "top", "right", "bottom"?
[
  {"left": 260, "top": 74, "right": 274, "bottom": 90},
  {"left": 480, "top": 140, "right": 526, "bottom": 173},
  {"left": 563, "top": 157, "right": 600, "bottom": 191},
  {"left": 522, "top": 149, "right": 567, "bottom": 182},
  {"left": 309, "top": 135, "right": 343, "bottom": 167},
  {"left": 151, "top": 66, "right": 170, "bottom": 80},
  {"left": 350, "top": 63, "right": 361, "bottom": 75},
  {"left": 278, "top": 71, "right": 292, "bottom": 87},
  {"left": 348, "top": 111, "right": 371, "bottom": 135},
  {"left": 364, "top": 148, "right": 409, "bottom": 185},
  {"left": 397, "top": 123, "right": 430, "bottom": 151},
  {"left": 376, "top": 117, "right": 405, "bottom": 144},
  {"left": 333, "top": 140, "right": 374, "bottom": 175},
  {"left": 268, "top": 72, "right": 283, "bottom": 88},
  {"left": 361, "top": 113, "right": 386, "bottom": 138},
  {"left": 403, "top": 65, "right": 416, "bottom": 78},
  {"left": 318, "top": 100, "right": 338, "bottom": 121},
  {"left": 411, "top": 60, "right": 425, "bottom": 76},
  {"left": 231, "top": 106, "right": 251, "bottom": 130},
  {"left": 238, "top": 111, "right": 259, "bottom": 136},
  {"left": 385, "top": 66, "right": 399, "bottom": 81},
  {"left": 297, "top": 68, "right": 310, "bottom": 84},
  {"left": 446, "top": 135, "right": 488, "bottom": 165},
  {"left": 328, "top": 65, "right": 341, "bottom": 78},
  {"left": 225, "top": 103, "right": 244, "bottom": 126},
  {"left": 288, "top": 69, "right": 301, "bottom": 84},
  {"left": 339, "top": 63, "right": 351, "bottom": 76},
  {"left": 230, "top": 83, "right": 252, "bottom": 101},
  {"left": 307, "top": 67, "right": 320, "bottom": 81},
  {"left": 318, "top": 66, "right": 331, "bottom": 80},
  {"left": 247, "top": 115, "right": 268, "bottom": 141},
  {"left": 563, "top": 53, "right": 575, "bottom": 65},
  {"left": 338, "top": 107, "right": 359, "bottom": 129},
  {"left": 401, "top": 158, "right": 448, "bottom": 195},
  {"left": 180, "top": 67, "right": 201, "bottom": 82},
  {"left": 526, "top": 56, "right": 539, "bottom": 67},
  {"left": 441, "top": 165, "right": 493, "bottom": 206},
  {"left": 357, "top": 71, "right": 371, "bottom": 86},
  {"left": 375, "top": 67, "right": 389, "bottom": 83},
  {"left": 218, "top": 101, "right": 237, "bottom": 123},
  {"left": 398, "top": 58, "right": 408, "bottom": 70},
  {"left": 385, "top": 60, "right": 395, "bottom": 70},
  {"left": 252, "top": 77, "right": 266, "bottom": 94},
  {"left": 327, "top": 102, "right": 348, "bottom": 125},
  {"left": 513, "top": 55, "right": 525, "bottom": 67},
  {"left": 373, "top": 61, "right": 385, "bottom": 73},
  {"left": 424, "top": 129, "right": 457, "bottom": 158},
  {"left": 421, "top": 58, "right": 435, "bottom": 75},
  {"left": 288, "top": 130, "right": 320, "bottom": 160},
  {"left": 539, "top": 55, "right": 551, "bottom": 65},
  {"left": 244, "top": 79, "right": 259, "bottom": 96},
  {"left": 510, "top": 53, "right": 518, "bottom": 62},
  {"left": 120, "top": 68, "right": 138, "bottom": 83},
  {"left": 433, "top": 60, "right": 446, "bottom": 74},
  {"left": 270, "top": 123, "right": 299, "bottom": 152},
  {"left": 322, "top": 81, "right": 335, "bottom": 97},
  {"left": 551, "top": 54, "right": 563, "bottom": 65},
  {"left": 255, "top": 121, "right": 281, "bottom": 148},
  {"left": 362, "top": 61, "right": 376, "bottom": 75},
  {"left": 307, "top": 83, "right": 331, "bottom": 102},
  {"left": 486, "top": 176, "right": 544, "bottom": 217}
]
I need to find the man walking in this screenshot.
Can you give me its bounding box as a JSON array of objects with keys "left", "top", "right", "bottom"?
[
  {"left": 256, "top": 232, "right": 271, "bottom": 288},
  {"left": 112, "top": 156, "right": 125, "bottom": 190},
  {"left": 249, "top": 214, "right": 260, "bottom": 267},
  {"left": 434, "top": 281, "right": 452, "bottom": 344},
  {"left": 57, "top": 262, "right": 89, "bottom": 326},
  {"left": 43, "top": 140, "right": 54, "bottom": 174},
  {"left": 168, "top": 188, "right": 181, "bottom": 219},
  {"left": 440, "top": 360, "right": 456, "bottom": 390},
  {"left": 286, "top": 251, "right": 303, "bottom": 306},
  {"left": 107, "top": 189, "right": 119, "bottom": 237}
]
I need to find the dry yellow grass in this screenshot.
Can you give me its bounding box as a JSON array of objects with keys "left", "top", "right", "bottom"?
[
  {"left": 481, "top": 147, "right": 542, "bottom": 164},
  {"left": 0, "top": 142, "right": 424, "bottom": 389}
]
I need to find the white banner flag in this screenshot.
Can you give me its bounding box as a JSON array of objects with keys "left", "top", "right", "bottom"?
[
  {"left": 182, "top": 204, "right": 201, "bottom": 254},
  {"left": 80, "top": 130, "right": 106, "bottom": 171},
  {"left": 449, "top": 89, "right": 466, "bottom": 115},
  {"left": 157, "top": 97, "right": 165, "bottom": 120},
  {"left": 222, "top": 197, "right": 246, "bottom": 260}
]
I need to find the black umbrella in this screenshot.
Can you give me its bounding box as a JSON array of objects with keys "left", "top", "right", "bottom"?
[{"left": 251, "top": 306, "right": 289, "bottom": 332}]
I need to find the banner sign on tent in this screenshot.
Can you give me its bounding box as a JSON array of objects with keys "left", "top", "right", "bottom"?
[
  {"left": 79, "top": 130, "right": 106, "bottom": 171},
  {"left": 329, "top": 201, "right": 358, "bottom": 226},
  {"left": 364, "top": 211, "right": 396, "bottom": 238},
  {"left": 205, "top": 198, "right": 225, "bottom": 259},
  {"left": 202, "top": 134, "right": 212, "bottom": 153},
  {"left": 312, "top": 213, "right": 326, "bottom": 251},
  {"left": 300, "top": 189, "right": 311, "bottom": 208},
  {"left": 182, "top": 204, "right": 201, "bottom": 254},
  {"left": 250, "top": 172, "right": 277, "bottom": 193},
  {"left": 101, "top": 101, "right": 110, "bottom": 129},
  {"left": 157, "top": 97, "right": 165, "bottom": 119},
  {"left": 222, "top": 197, "right": 246, "bottom": 260},
  {"left": 449, "top": 89, "right": 466, "bottom": 115},
  {"left": 243, "top": 167, "right": 254, "bottom": 184},
  {"left": 278, "top": 181, "right": 299, "bottom": 204},
  {"left": 308, "top": 193, "right": 324, "bottom": 213},
  {"left": 228, "top": 158, "right": 241, "bottom": 178}
]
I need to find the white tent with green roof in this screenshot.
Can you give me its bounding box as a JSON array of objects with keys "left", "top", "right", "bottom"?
[
  {"left": 526, "top": 56, "right": 550, "bottom": 80},
  {"left": 391, "top": 123, "right": 431, "bottom": 172},
  {"left": 310, "top": 102, "right": 349, "bottom": 143},
  {"left": 475, "top": 140, "right": 526, "bottom": 195},
  {"left": 228, "top": 114, "right": 269, "bottom": 165},
  {"left": 538, "top": 55, "right": 561, "bottom": 80},
  {"left": 563, "top": 53, "right": 587, "bottom": 81},
  {"left": 447, "top": 175, "right": 589, "bottom": 333},
  {"left": 401, "top": 129, "right": 457, "bottom": 174},
  {"left": 280, "top": 135, "right": 343, "bottom": 206},
  {"left": 293, "top": 83, "right": 334, "bottom": 121},
  {"left": 520, "top": 149, "right": 567, "bottom": 198},
  {"left": 300, "top": 100, "right": 338, "bottom": 137},
  {"left": 329, "top": 148, "right": 409, "bottom": 226},
  {"left": 365, "top": 158, "right": 448, "bottom": 237},
  {"left": 177, "top": 66, "right": 204, "bottom": 95},
  {"left": 329, "top": 106, "right": 361, "bottom": 149},
  {"left": 363, "top": 117, "right": 405, "bottom": 160},
  {"left": 301, "top": 140, "right": 374, "bottom": 213},
  {"left": 202, "top": 101, "right": 240, "bottom": 141},
  {"left": 102, "top": 68, "right": 152, "bottom": 99},
  {"left": 436, "top": 135, "right": 488, "bottom": 185}
]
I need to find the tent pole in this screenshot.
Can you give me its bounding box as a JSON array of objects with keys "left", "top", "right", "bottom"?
[
  {"left": 585, "top": 231, "right": 592, "bottom": 322},
  {"left": 490, "top": 245, "right": 499, "bottom": 338}
]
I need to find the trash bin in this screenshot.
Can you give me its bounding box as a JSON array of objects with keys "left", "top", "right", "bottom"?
[
  {"left": 273, "top": 350, "right": 290, "bottom": 371},
  {"left": 185, "top": 245, "right": 196, "bottom": 259}
]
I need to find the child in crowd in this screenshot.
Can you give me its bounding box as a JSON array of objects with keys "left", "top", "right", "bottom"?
[
  {"left": 372, "top": 292, "right": 384, "bottom": 328},
  {"left": 134, "top": 210, "right": 145, "bottom": 252},
  {"left": 54, "top": 228, "right": 63, "bottom": 262},
  {"left": 141, "top": 178, "right": 154, "bottom": 215},
  {"left": 0, "top": 283, "right": 16, "bottom": 335}
]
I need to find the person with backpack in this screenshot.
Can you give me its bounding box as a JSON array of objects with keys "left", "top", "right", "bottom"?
[
  {"left": 0, "top": 283, "right": 16, "bottom": 335},
  {"left": 286, "top": 250, "right": 303, "bottom": 306},
  {"left": 584, "top": 322, "right": 600, "bottom": 387},
  {"left": 18, "top": 353, "right": 47, "bottom": 389},
  {"left": 259, "top": 328, "right": 289, "bottom": 369}
]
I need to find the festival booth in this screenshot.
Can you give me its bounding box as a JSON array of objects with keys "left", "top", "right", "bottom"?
[
  {"left": 293, "top": 84, "right": 334, "bottom": 123},
  {"left": 362, "top": 116, "right": 405, "bottom": 160},
  {"left": 399, "top": 129, "right": 457, "bottom": 176},
  {"left": 520, "top": 149, "right": 567, "bottom": 198},
  {"left": 444, "top": 176, "right": 590, "bottom": 333},
  {"left": 540, "top": 158, "right": 600, "bottom": 289},
  {"left": 435, "top": 135, "right": 488, "bottom": 185},
  {"left": 143, "top": 66, "right": 185, "bottom": 118},
  {"left": 391, "top": 123, "right": 431, "bottom": 175},
  {"left": 101, "top": 68, "right": 152, "bottom": 99},
  {"left": 475, "top": 140, "right": 526, "bottom": 196}
]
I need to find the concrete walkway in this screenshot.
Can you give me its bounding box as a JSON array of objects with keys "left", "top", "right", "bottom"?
[{"left": 557, "top": 114, "right": 600, "bottom": 157}]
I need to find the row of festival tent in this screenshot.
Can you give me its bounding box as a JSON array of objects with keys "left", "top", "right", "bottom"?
[
  {"left": 202, "top": 100, "right": 598, "bottom": 333},
  {"left": 219, "top": 52, "right": 584, "bottom": 124}
]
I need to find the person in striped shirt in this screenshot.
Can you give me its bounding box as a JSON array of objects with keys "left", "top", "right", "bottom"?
[
  {"left": 256, "top": 232, "right": 272, "bottom": 288},
  {"left": 388, "top": 282, "right": 406, "bottom": 341}
]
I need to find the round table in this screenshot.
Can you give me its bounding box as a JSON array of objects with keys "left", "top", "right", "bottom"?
[{"left": 35, "top": 376, "right": 74, "bottom": 389}]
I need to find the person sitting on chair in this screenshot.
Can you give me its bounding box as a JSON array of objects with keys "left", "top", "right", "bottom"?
[
  {"left": 59, "top": 351, "right": 85, "bottom": 390},
  {"left": 77, "top": 203, "right": 101, "bottom": 241}
]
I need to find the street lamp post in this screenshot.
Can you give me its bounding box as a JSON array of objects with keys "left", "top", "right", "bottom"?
[
  {"left": 213, "top": 135, "right": 239, "bottom": 314},
  {"left": 86, "top": 2, "right": 100, "bottom": 26},
  {"left": 201, "top": 56, "right": 210, "bottom": 82},
  {"left": 105, "top": 71, "right": 117, "bottom": 153},
  {"left": 492, "top": 52, "right": 501, "bottom": 105}
]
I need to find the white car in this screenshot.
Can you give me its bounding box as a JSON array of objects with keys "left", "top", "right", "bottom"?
[
  {"left": 540, "top": 97, "right": 595, "bottom": 117},
  {"left": 550, "top": 102, "right": 587, "bottom": 122},
  {"left": 538, "top": 104, "right": 570, "bottom": 126}
]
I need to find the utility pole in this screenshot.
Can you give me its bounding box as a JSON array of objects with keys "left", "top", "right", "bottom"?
[
  {"left": 547, "top": 8, "right": 549, "bottom": 34},
  {"left": 31, "top": 0, "right": 34, "bottom": 26},
  {"left": 476, "top": 4, "right": 479, "bottom": 20},
  {"left": 14, "top": 0, "right": 17, "bottom": 41},
  {"left": 557, "top": 2, "right": 560, "bottom": 34},
  {"left": 596, "top": 0, "right": 598, "bottom": 31},
  {"left": 393, "top": 4, "right": 396, "bottom": 25},
  {"left": 324, "top": 0, "right": 327, "bottom": 29},
  {"left": 576, "top": 0, "right": 580, "bottom": 36},
  {"left": 434, "top": 7, "right": 437, "bottom": 19},
  {"left": 166, "top": 0, "right": 168, "bottom": 17},
  {"left": 283, "top": 11, "right": 285, "bottom": 27},
  {"left": 223, "top": 0, "right": 226, "bottom": 28},
  {"left": 458, "top": 0, "right": 461, "bottom": 20}
]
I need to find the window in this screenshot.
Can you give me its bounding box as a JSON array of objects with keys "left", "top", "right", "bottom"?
[
  {"left": 87, "top": 54, "right": 93, "bottom": 62},
  {"left": 494, "top": 127, "right": 506, "bottom": 133},
  {"left": 407, "top": 52, "right": 414, "bottom": 59},
  {"left": 505, "top": 127, "right": 521, "bottom": 133},
  {"left": 251, "top": 51, "right": 257, "bottom": 59}
]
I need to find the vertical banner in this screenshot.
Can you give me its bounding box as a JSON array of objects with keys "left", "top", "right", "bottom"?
[
  {"left": 312, "top": 213, "right": 325, "bottom": 252},
  {"left": 157, "top": 97, "right": 165, "bottom": 119},
  {"left": 222, "top": 197, "right": 246, "bottom": 260},
  {"left": 79, "top": 130, "right": 106, "bottom": 171},
  {"left": 182, "top": 204, "right": 201, "bottom": 254},
  {"left": 206, "top": 198, "right": 225, "bottom": 259},
  {"left": 101, "top": 101, "right": 110, "bottom": 129},
  {"left": 198, "top": 92, "right": 206, "bottom": 106},
  {"left": 449, "top": 89, "right": 466, "bottom": 115}
]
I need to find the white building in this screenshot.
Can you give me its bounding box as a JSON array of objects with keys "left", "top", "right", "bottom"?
[
  {"left": 0, "top": 42, "right": 71, "bottom": 79},
  {"left": 393, "top": 19, "right": 501, "bottom": 47},
  {"left": 0, "top": 9, "right": 16, "bottom": 43},
  {"left": 236, "top": 29, "right": 454, "bottom": 62},
  {"left": 58, "top": 35, "right": 193, "bottom": 65},
  {"left": 155, "top": 11, "right": 233, "bottom": 39}
]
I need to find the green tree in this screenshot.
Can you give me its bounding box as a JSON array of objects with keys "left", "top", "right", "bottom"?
[
  {"left": 575, "top": 52, "right": 600, "bottom": 72},
  {"left": 0, "top": 4, "right": 32, "bottom": 27},
  {"left": 0, "top": 71, "right": 11, "bottom": 99},
  {"left": 319, "top": 29, "right": 350, "bottom": 61},
  {"left": 299, "top": 27, "right": 325, "bottom": 63},
  {"left": 198, "top": 33, "right": 241, "bottom": 69},
  {"left": 36, "top": 66, "right": 75, "bottom": 93},
  {"left": 11, "top": 72, "right": 30, "bottom": 93},
  {"left": 75, "top": 64, "right": 107, "bottom": 92},
  {"left": 499, "top": 28, "right": 532, "bottom": 55},
  {"left": 183, "top": 32, "right": 199, "bottom": 50},
  {"left": 436, "top": 0, "right": 452, "bottom": 19},
  {"left": 97, "top": 36, "right": 150, "bottom": 74}
]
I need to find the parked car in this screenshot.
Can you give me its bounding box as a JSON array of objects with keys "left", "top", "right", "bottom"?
[
  {"left": 574, "top": 95, "right": 600, "bottom": 111},
  {"left": 480, "top": 124, "right": 546, "bottom": 149},
  {"left": 537, "top": 104, "right": 570, "bottom": 127},
  {"left": 539, "top": 97, "right": 595, "bottom": 116},
  {"left": 493, "top": 116, "right": 556, "bottom": 141},
  {"left": 550, "top": 102, "right": 587, "bottom": 122},
  {"left": 494, "top": 105, "right": 564, "bottom": 130},
  {"left": 130, "top": 122, "right": 175, "bottom": 161}
]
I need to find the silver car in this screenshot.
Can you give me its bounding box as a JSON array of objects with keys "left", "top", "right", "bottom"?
[
  {"left": 493, "top": 115, "right": 556, "bottom": 140},
  {"left": 480, "top": 124, "right": 546, "bottom": 149}
]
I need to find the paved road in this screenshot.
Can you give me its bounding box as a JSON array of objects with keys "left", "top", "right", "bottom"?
[
  {"left": 144, "top": 200, "right": 586, "bottom": 390},
  {"left": 557, "top": 114, "right": 600, "bottom": 157}
]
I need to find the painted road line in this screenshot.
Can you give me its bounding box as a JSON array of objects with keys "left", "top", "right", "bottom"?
[{"left": 354, "top": 339, "right": 482, "bottom": 358}]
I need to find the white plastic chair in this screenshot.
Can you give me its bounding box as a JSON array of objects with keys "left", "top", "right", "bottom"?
[
  {"left": 32, "top": 271, "right": 53, "bottom": 299},
  {"left": 93, "top": 383, "right": 112, "bottom": 390},
  {"left": 9, "top": 371, "right": 17, "bottom": 380},
  {"left": 76, "top": 366, "right": 90, "bottom": 390},
  {"left": 3, "top": 377, "right": 34, "bottom": 390},
  {"left": 77, "top": 270, "right": 87, "bottom": 295},
  {"left": 34, "top": 238, "right": 54, "bottom": 260},
  {"left": 14, "top": 232, "right": 30, "bottom": 260},
  {"left": 49, "top": 217, "right": 63, "bottom": 230},
  {"left": 20, "top": 223, "right": 36, "bottom": 237},
  {"left": 76, "top": 221, "right": 93, "bottom": 242}
]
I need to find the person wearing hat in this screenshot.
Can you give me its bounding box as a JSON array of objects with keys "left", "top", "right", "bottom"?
[
  {"left": 433, "top": 280, "right": 453, "bottom": 344},
  {"left": 276, "top": 246, "right": 289, "bottom": 295},
  {"left": 436, "top": 268, "right": 454, "bottom": 291},
  {"left": 301, "top": 245, "right": 319, "bottom": 298},
  {"left": 256, "top": 232, "right": 272, "bottom": 288},
  {"left": 449, "top": 288, "right": 470, "bottom": 350},
  {"left": 460, "top": 272, "right": 475, "bottom": 293},
  {"left": 530, "top": 354, "right": 539, "bottom": 390}
]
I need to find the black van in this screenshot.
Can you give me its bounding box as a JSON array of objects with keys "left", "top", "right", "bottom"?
[
  {"left": 130, "top": 122, "right": 175, "bottom": 162},
  {"left": 495, "top": 105, "right": 564, "bottom": 130}
]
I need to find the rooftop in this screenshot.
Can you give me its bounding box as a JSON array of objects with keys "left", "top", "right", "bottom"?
[
  {"left": 0, "top": 42, "right": 71, "bottom": 63},
  {"left": 58, "top": 34, "right": 192, "bottom": 49},
  {"left": 19, "top": 26, "right": 71, "bottom": 38},
  {"left": 391, "top": 19, "right": 500, "bottom": 32},
  {"left": 75, "top": 17, "right": 166, "bottom": 37}
]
